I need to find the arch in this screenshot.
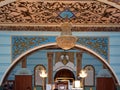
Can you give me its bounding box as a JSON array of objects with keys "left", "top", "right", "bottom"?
[
  {"left": 84, "top": 65, "right": 95, "bottom": 86},
  {"left": 53, "top": 62, "right": 76, "bottom": 72},
  {"left": 0, "top": 43, "right": 119, "bottom": 86},
  {"left": 54, "top": 69, "right": 75, "bottom": 82},
  {"left": 97, "top": 0, "right": 120, "bottom": 10},
  {"left": 34, "top": 64, "right": 46, "bottom": 86}
]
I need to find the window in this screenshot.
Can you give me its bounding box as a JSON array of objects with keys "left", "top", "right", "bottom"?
[
  {"left": 84, "top": 65, "right": 95, "bottom": 86},
  {"left": 34, "top": 64, "right": 46, "bottom": 86}
]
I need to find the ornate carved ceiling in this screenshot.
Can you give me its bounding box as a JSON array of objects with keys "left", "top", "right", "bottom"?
[{"left": 0, "top": 0, "right": 120, "bottom": 31}]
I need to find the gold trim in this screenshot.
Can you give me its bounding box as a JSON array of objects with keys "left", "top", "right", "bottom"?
[
  {"left": 108, "top": 0, "right": 120, "bottom": 5},
  {"left": 0, "top": 26, "right": 120, "bottom": 31},
  {"left": 0, "top": 23, "right": 120, "bottom": 27},
  {"left": 55, "top": 77, "right": 74, "bottom": 81}
]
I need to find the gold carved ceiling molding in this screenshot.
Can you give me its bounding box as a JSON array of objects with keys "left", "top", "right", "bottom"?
[
  {"left": 108, "top": 0, "right": 120, "bottom": 5},
  {"left": 0, "top": 26, "right": 120, "bottom": 31},
  {"left": 0, "top": 0, "right": 4, "bottom": 2},
  {"left": 0, "top": 0, "right": 120, "bottom": 31}
]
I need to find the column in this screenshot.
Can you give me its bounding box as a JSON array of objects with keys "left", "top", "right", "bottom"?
[
  {"left": 21, "top": 56, "right": 27, "bottom": 68},
  {"left": 47, "top": 52, "right": 54, "bottom": 84},
  {"left": 76, "top": 52, "right": 82, "bottom": 77}
]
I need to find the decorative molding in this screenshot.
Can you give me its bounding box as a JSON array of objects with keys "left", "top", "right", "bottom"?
[
  {"left": 97, "top": 0, "right": 120, "bottom": 9},
  {"left": 55, "top": 52, "right": 74, "bottom": 64},
  {"left": 108, "top": 0, "right": 120, "bottom": 5},
  {"left": 0, "top": 1, "right": 120, "bottom": 31},
  {"left": 0, "top": 26, "right": 120, "bottom": 31},
  {"left": 0, "top": 0, "right": 5, "bottom": 2},
  {"left": 53, "top": 62, "right": 76, "bottom": 71},
  {"left": 0, "top": 0, "right": 16, "bottom": 7}
]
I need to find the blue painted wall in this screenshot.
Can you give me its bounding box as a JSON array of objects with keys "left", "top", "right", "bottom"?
[{"left": 0, "top": 31, "right": 120, "bottom": 85}]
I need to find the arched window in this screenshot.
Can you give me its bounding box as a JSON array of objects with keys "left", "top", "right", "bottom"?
[
  {"left": 84, "top": 65, "right": 95, "bottom": 86},
  {"left": 34, "top": 64, "right": 46, "bottom": 86}
]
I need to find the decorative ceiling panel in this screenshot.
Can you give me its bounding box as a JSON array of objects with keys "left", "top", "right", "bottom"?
[{"left": 0, "top": 1, "right": 120, "bottom": 31}]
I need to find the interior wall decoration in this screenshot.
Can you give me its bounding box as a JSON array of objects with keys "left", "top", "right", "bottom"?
[
  {"left": 0, "top": 1, "right": 120, "bottom": 31},
  {"left": 84, "top": 65, "right": 95, "bottom": 86},
  {"left": 53, "top": 52, "right": 76, "bottom": 72},
  {"left": 12, "top": 36, "right": 109, "bottom": 61},
  {"left": 34, "top": 64, "right": 46, "bottom": 86},
  {"left": 77, "top": 37, "right": 109, "bottom": 60},
  {"left": 55, "top": 52, "right": 74, "bottom": 65},
  {"left": 11, "top": 36, "right": 55, "bottom": 60}
]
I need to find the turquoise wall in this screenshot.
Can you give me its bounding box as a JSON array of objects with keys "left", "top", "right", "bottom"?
[{"left": 0, "top": 31, "right": 120, "bottom": 85}]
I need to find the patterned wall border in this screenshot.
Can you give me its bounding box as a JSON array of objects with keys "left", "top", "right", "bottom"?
[{"left": 11, "top": 36, "right": 109, "bottom": 62}]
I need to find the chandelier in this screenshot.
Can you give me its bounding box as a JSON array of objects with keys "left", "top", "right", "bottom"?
[
  {"left": 39, "top": 70, "right": 47, "bottom": 78},
  {"left": 56, "top": 22, "right": 77, "bottom": 50},
  {"left": 79, "top": 69, "right": 87, "bottom": 78}
]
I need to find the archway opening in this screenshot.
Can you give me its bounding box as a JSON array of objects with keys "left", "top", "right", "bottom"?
[
  {"left": 54, "top": 69, "right": 75, "bottom": 83},
  {"left": 0, "top": 43, "right": 119, "bottom": 87}
]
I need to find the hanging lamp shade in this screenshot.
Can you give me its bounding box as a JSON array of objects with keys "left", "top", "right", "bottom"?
[{"left": 56, "top": 22, "right": 77, "bottom": 50}]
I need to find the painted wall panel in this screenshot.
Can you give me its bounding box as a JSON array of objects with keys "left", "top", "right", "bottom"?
[
  {"left": 109, "top": 36, "right": 120, "bottom": 83},
  {"left": 111, "top": 65, "right": 120, "bottom": 75},
  {"left": 82, "top": 53, "right": 97, "bottom": 59},
  {"left": 110, "top": 56, "right": 120, "bottom": 63},
  {"left": 110, "top": 37, "right": 120, "bottom": 46},
  {"left": 110, "top": 46, "right": 120, "bottom": 55},
  {"left": 0, "top": 36, "right": 11, "bottom": 45},
  {"left": 0, "top": 63, "right": 10, "bottom": 80},
  {"left": 0, "top": 46, "right": 11, "bottom": 54},
  {"left": 0, "top": 55, "right": 11, "bottom": 63},
  {"left": 27, "top": 51, "right": 47, "bottom": 59}
]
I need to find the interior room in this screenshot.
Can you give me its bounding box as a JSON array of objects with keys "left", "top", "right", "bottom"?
[{"left": 0, "top": 0, "right": 120, "bottom": 90}]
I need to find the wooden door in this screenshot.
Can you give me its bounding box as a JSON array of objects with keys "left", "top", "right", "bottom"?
[
  {"left": 96, "top": 77, "right": 116, "bottom": 90},
  {"left": 15, "top": 75, "right": 32, "bottom": 90}
]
